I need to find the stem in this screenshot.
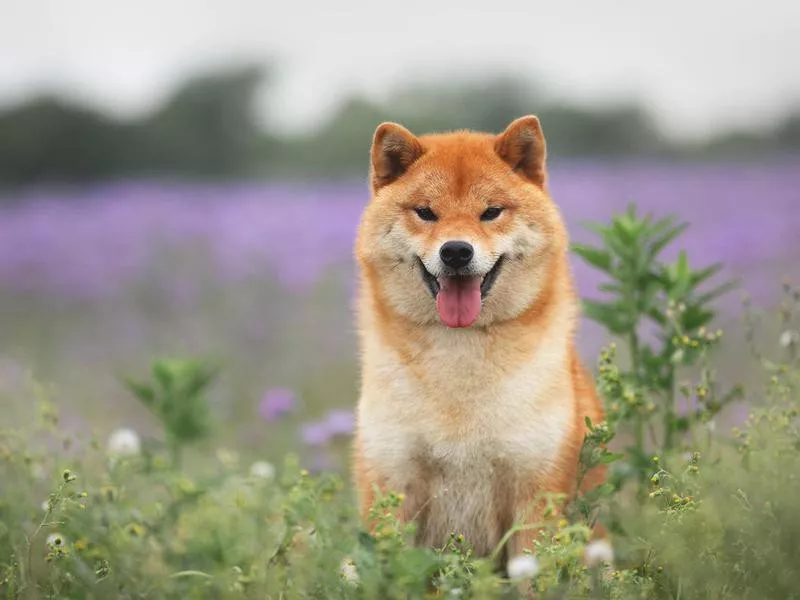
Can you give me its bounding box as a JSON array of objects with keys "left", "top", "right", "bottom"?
[
  {"left": 629, "top": 332, "right": 645, "bottom": 453},
  {"left": 663, "top": 367, "right": 676, "bottom": 451},
  {"left": 167, "top": 436, "right": 182, "bottom": 470}
]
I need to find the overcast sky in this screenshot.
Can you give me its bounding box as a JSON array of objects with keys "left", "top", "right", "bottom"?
[{"left": 2, "top": 0, "right": 799, "bottom": 140}]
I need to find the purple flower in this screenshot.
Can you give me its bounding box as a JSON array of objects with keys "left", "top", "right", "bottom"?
[
  {"left": 308, "top": 452, "right": 338, "bottom": 475},
  {"left": 300, "top": 421, "right": 332, "bottom": 446},
  {"left": 324, "top": 408, "right": 355, "bottom": 438},
  {"left": 258, "top": 388, "right": 297, "bottom": 422}
]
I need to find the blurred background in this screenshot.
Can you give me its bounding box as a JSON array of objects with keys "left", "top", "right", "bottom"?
[{"left": 1, "top": 0, "right": 799, "bottom": 474}]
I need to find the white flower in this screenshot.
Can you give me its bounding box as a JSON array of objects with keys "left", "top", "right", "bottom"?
[
  {"left": 339, "top": 557, "right": 359, "bottom": 585},
  {"left": 107, "top": 428, "right": 141, "bottom": 457},
  {"left": 249, "top": 460, "right": 275, "bottom": 480},
  {"left": 583, "top": 539, "right": 615, "bottom": 567},
  {"left": 506, "top": 554, "right": 540, "bottom": 580},
  {"left": 41, "top": 499, "right": 50, "bottom": 511},
  {"left": 46, "top": 533, "right": 66, "bottom": 548},
  {"left": 779, "top": 330, "right": 799, "bottom": 348}
]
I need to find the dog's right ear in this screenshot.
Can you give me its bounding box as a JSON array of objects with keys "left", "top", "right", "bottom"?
[{"left": 370, "top": 122, "right": 423, "bottom": 191}]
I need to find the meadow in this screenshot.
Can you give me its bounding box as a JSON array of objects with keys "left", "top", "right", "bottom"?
[{"left": 1, "top": 157, "right": 799, "bottom": 598}]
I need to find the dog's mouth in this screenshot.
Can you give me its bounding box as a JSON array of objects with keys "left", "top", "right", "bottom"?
[{"left": 418, "top": 256, "right": 505, "bottom": 328}]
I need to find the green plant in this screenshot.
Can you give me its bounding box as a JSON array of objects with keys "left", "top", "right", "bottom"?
[
  {"left": 122, "top": 357, "right": 217, "bottom": 469},
  {"left": 572, "top": 205, "right": 740, "bottom": 487}
]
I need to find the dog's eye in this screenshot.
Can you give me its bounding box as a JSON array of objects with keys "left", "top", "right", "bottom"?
[
  {"left": 480, "top": 207, "right": 504, "bottom": 221},
  {"left": 414, "top": 207, "right": 438, "bottom": 222}
]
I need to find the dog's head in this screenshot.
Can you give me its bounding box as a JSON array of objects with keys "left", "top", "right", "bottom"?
[{"left": 356, "top": 116, "right": 569, "bottom": 329}]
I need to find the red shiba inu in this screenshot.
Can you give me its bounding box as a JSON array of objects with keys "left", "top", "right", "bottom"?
[{"left": 351, "top": 116, "right": 606, "bottom": 566}]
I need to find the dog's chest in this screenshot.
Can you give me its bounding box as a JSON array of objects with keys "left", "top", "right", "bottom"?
[{"left": 359, "top": 343, "right": 572, "bottom": 552}]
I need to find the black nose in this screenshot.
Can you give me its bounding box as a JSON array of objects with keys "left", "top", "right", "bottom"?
[{"left": 439, "top": 240, "right": 474, "bottom": 269}]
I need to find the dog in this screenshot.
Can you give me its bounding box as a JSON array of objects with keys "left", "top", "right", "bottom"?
[{"left": 351, "top": 115, "right": 606, "bottom": 567}]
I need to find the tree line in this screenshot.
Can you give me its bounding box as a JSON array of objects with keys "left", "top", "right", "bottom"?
[{"left": 0, "top": 63, "right": 797, "bottom": 187}]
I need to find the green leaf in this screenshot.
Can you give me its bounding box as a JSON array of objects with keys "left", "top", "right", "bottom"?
[
  {"left": 153, "top": 361, "right": 176, "bottom": 391},
  {"left": 612, "top": 215, "right": 638, "bottom": 245},
  {"left": 665, "top": 251, "right": 692, "bottom": 299},
  {"left": 676, "top": 251, "right": 691, "bottom": 284},
  {"left": 357, "top": 530, "right": 377, "bottom": 552},
  {"left": 582, "top": 220, "right": 609, "bottom": 238},
  {"left": 183, "top": 365, "right": 219, "bottom": 399},
  {"left": 582, "top": 299, "right": 632, "bottom": 335},
  {"left": 646, "top": 307, "right": 667, "bottom": 326},
  {"left": 673, "top": 416, "right": 691, "bottom": 432},
  {"left": 681, "top": 305, "right": 714, "bottom": 330},
  {"left": 598, "top": 225, "right": 637, "bottom": 262},
  {"left": 601, "top": 452, "right": 625, "bottom": 464},
  {"left": 122, "top": 379, "right": 156, "bottom": 406},
  {"left": 696, "top": 278, "right": 739, "bottom": 305},
  {"left": 690, "top": 262, "right": 723, "bottom": 288},
  {"left": 594, "top": 482, "right": 616, "bottom": 496},
  {"left": 571, "top": 243, "right": 613, "bottom": 273},
  {"left": 597, "top": 283, "right": 626, "bottom": 298},
  {"left": 648, "top": 222, "right": 689, "bottom": 260}
]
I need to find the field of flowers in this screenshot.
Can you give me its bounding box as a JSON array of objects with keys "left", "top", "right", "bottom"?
[{"left": 1, "top": 158, "right": 799, "bottom": 598}]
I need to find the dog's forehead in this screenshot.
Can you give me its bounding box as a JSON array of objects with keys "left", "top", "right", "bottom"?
[{"left": 407, "top": 170, "right": 514, "bottom": 207}]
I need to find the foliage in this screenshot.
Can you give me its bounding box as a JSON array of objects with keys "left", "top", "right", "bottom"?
[
  {"left": 1, "top": 208, "right": 799, "bottom": 599},
  {"left": 122, "top": 357, "right": 218, "bottom": 468},
  {"left": 573, "top": 205, "right": 740, "bottom": 489},
  {"left": 0, "top": 65, "right": 270, "bottom": 187}
]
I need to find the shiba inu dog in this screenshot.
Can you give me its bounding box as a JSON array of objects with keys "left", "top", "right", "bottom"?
[{"left": 352, "top": 116, "right": 606, "bottom": 565}]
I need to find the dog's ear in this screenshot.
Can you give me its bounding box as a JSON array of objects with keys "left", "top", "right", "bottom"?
[
  {"left": 370, "top": 122, "right": 424, "bottom": 191},
  {"left": 495, "top": 116, "right": 547, "bottom": 187}
]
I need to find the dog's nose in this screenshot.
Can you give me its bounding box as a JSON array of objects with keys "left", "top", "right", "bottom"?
[{"left": 439, "top": 241, "right": 474, "bottom": 269}]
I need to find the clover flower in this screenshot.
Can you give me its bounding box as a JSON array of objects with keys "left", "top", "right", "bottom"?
[
  {"left": 339, "top": 557, "right": 359, "bottom": 585},
  {"left": 506, "top": 554, "right": 540, "bottom": 580},
  {"left": 107, "top": 427, "right": 141, "bottom": 457},
  {"left": 249, "top": 460, "right": 275, "bottom": 480},
  {"left": 584, "top": 539, "right": 615, "bottom": 567},
  {"left": 779, "top": 329, "right": 799, "bottom": 348}
]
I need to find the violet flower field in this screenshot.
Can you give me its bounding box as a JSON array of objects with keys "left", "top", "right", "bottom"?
[{"left": 1, "top": 159, "right": 799, "bottom": 470}]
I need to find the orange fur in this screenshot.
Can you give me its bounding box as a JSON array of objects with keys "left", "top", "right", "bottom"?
[{"left": 352, "top": 116, "right": 607, "bottom": 565}]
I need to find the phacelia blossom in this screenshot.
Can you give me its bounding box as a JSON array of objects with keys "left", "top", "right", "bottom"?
[
  {"left": 258, "top": 387, "right": 297, "bottom": 422},
  {"left": 324, "top": 408, "right": 355, "bottom": 437}
]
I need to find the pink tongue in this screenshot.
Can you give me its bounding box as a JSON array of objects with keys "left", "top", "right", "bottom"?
[{"left": 435, "top": 277, "right": 482, "bottom": 328}]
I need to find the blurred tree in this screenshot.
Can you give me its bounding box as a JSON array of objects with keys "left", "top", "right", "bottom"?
[
  {"left": 0, "top": 64, "right": 271, "bottom": 186},
  {"left": 270, "top": 97, "right": 392, "bottom": 178},
  {"left": 0, "top": 97, "right": 135, "bottom": 185},
  {"left": 775, "top": 110, "right": 800, "bottom": 152},
  {"left": 539, "top": 103, "right": 665, "bottom": 157},
  {"left": 0, "top": 64, "right": 795, "bottom": 189},
  {"left": 139, "top": 64, "right": 268, "bottom": 177}
]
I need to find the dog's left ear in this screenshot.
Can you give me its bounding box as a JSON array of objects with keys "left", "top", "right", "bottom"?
[{"left": 495, "top": 116, "right": 547, "bottom": 187}]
